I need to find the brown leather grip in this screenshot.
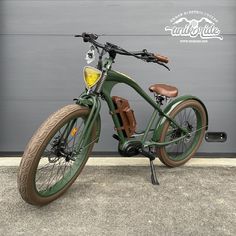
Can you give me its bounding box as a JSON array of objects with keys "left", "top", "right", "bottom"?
[{"left": 154, "top": 53, "right": 169, "bottom": 63}]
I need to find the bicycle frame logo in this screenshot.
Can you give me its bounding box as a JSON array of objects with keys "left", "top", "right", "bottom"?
[{"left": 165, "top": 10, "right": 223, "bottom": 43}]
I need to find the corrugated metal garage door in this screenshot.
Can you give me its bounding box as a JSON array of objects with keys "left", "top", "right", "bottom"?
[{"left": 0, "top": 0, "right": 236, "bottom": 154}]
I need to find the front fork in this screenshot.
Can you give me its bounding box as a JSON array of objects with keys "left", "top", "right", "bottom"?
[{"left": 76, "top": 93, "right": 101, "bottom": 153}]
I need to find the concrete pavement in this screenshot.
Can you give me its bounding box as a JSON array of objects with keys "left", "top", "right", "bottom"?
[
  {"left": 0, "top": 157, "right": 236, "bottom": 167},
  {"left": 0, "top": 159, "right": 235, "bottom": 235}
]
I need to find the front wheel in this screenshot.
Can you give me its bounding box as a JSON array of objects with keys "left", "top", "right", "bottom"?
[
  {"left": 17, "top": 104, "right": 98, "bottom": 205},
  {"left": 157, "top": 100, "right": 207, "bottom": 167}
]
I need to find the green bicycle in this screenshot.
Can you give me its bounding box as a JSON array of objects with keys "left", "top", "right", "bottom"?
[{"left": 18, "top": 33, "right": 208, "bottom": 205}]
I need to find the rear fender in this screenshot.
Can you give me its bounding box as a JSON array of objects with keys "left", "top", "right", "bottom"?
[{"left": 152, "top": 95, "right": 208, "bottom": 142}]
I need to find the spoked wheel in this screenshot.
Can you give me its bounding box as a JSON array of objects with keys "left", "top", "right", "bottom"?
[
  {"left": 17, "top": 104, "right": 98, "bottom": 205},
  {"left": 157, "top": 100, "right": 207, "bottom": 167}
]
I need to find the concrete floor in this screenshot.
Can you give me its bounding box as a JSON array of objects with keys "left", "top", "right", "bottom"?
[{"left": 0, "top": 165, "right": 236, "bottom": 236}]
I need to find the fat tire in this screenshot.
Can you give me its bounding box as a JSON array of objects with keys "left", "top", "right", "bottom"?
[
  {"left": 17, "top": 104, "right": 97, "bottom": 205},
  {"left": 157, "top": 100, "right": 207, "bottom": 167}
]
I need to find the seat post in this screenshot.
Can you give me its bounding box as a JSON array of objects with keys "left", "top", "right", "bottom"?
[{"left": 154, "top": 94, "right": 166, "bottom": 105}]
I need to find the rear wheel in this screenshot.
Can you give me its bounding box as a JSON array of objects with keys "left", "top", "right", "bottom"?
[
  {"left": 157, "top": 100, "right": 207, "bottom": 167},
  {"left": 17, "top": 104, "right": 97, "bottom": 205}
]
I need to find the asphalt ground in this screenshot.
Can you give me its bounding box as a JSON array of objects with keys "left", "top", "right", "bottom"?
[{"left": 0, "top": 162, "right": 235, "bottom": 236}]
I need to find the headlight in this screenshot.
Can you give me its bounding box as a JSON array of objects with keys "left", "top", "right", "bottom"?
[{"left": 83, "top": 66, "right": 102, "bottom": 89}]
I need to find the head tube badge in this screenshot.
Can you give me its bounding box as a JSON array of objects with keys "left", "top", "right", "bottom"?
[{"left": 85, "top": 45, "right": 95, "bottom": 64}]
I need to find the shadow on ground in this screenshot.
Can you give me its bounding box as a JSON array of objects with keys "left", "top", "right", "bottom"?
[{"left": 0, "top": 166, "right": 236, "bottom": 236}]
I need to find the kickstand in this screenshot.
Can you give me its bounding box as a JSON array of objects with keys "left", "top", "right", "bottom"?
[{"left": 149, "top": 159, "right": 159, "bottom": 185}]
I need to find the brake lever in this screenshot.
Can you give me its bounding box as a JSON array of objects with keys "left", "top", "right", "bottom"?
[
  {"left": 74, "top": 33, "right": 99, "bottom": 42},
  {"left": 144, "top": 55, "right": 170, "bottom": 71},
  {"left": 145, "top": 53, "right": 170, "bottom": 71},
  {"left": 156, "top": 61, "right": 170, "bottom": 71},
  {"left": 74, "top": 34, "right": 90, "bottom": 42}
]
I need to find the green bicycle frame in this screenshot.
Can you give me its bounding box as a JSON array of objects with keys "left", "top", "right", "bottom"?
[
  {"left": 78, "top": 65, "right": 208, "bottom": 151},
  {"left": 102, "top": 70, "right": 208, "bottom": 146}
]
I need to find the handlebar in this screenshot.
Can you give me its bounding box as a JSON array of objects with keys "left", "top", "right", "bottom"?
[{"left": 75, "top": 33, "right": 170, "bottom": 70}]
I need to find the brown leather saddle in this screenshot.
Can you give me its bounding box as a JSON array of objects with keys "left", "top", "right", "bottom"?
[{"left": 149, "top": 84, "right": 178, "bottom": 97}]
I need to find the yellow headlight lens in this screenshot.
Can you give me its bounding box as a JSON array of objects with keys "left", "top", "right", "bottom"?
[{"left": 83, "top": 66, "right": 102, "bottom": 89}]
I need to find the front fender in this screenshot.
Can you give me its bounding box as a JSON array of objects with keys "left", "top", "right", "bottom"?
[
  {"left": 152, "top": 95, "right": 208, "bottom": 142},
  {"left": 77, "top": 93, "right": 101, "bottom": 143}
]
